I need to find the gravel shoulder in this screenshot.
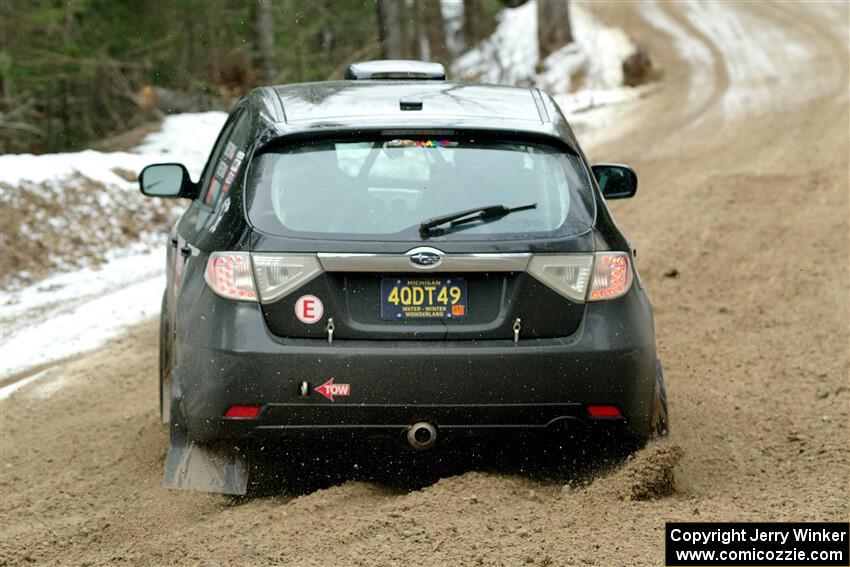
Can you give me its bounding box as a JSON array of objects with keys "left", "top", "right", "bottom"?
[{"left": 1, "top": 3, "right": 848, "bottom": 566}]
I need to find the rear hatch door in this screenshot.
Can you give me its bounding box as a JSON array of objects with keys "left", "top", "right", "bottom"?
[{"left": 246, "top": 132, "right": 598, "bottom": 340}]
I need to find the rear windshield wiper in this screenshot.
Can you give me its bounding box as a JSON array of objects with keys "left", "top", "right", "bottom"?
[{"left": 419, "top": 203, "right": 537, "bottom": 236}]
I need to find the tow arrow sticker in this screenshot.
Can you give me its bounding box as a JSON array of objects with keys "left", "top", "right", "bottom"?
[{"left": 314, "top": 378, "right": 350, "bottom": 401}]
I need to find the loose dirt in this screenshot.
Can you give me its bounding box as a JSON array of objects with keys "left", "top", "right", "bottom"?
[{"left": 1, "top": 3, "right": 848, "bottom": 566}]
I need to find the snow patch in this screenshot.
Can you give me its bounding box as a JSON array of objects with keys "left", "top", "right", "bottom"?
[
  {"left": 132, "top": 112, "right": 229, "bottom": 179},
  {"left": 25, "top": 373, "right": 75, "bottom": 400},
  {"left": 452, "top": 0, "right": 541, "bottom": 86},
  {"left": 643, "top": 0, "right": 836, "bottom": 121},
  {"left": 0, "top": 369, "right": 51, "bottom": 401},
  {"left": 0, "top": 256, "right": 164, "bottom": 379},
  {"left": 1, "top": 248, "right": 165, "bottom": 336},
  {"left": 678, "top": 1, "right": 824, "bottom": 117},
  {"left": 451, "top": 0, "right": 639, "bottom": 130},
  {"left": 641, "top": 0, "right": 716, "bottom": 117}
]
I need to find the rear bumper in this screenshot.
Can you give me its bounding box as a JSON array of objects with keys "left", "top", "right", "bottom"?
[{"left": 172, "top": 285, "right": 657, "bottom": 442}]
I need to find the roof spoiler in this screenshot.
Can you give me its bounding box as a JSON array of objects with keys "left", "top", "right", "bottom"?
[{"left": 345, "top": 60, "right": 446, "bottom": 81}]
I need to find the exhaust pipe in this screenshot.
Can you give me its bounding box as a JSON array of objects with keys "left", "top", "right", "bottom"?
[{"left": 406, "top": 421, "right": 437, "bottom": 450}]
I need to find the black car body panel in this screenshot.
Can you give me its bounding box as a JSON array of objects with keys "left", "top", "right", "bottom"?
[
  {"left": 149, "top": 67, "right": 662, "bottom": 480},
  {"left": 172, "top": 282, "right": 656, "bottom": 442},
  {"left": 258, "top": 272, "right": 587, "bottom": 340}
]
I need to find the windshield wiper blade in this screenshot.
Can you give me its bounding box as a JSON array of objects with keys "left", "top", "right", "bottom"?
[{"left": 419, "top": 203, "right": 537, "bottom": 236}]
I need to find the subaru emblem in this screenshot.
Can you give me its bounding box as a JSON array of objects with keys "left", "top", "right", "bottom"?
[{"left": 407, "top": 247, "right": 443, "bottom": 269}]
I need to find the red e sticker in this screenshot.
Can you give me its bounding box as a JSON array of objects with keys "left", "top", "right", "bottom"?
[{"left": 294, "top": 295, "right": 324, "bottom": 324}]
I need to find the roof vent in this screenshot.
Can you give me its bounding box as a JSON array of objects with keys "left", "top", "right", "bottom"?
[{"left": 345, "top": 60, "right": 446, "bottom": 81}]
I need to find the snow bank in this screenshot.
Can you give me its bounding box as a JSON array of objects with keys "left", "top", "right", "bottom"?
[
  {"left": 0, "top": 112, "right": 226, "bottom": 187},
  {"left": 0, "top": 111, "right": 227, "bottom": 291},
  {"left": 0, "top": 112, "right": 226, "bottom": 382},
  {"left": 452, "top": 0, "right": 640, "bottom": 125}
]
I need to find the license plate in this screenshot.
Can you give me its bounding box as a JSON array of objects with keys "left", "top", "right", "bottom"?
[{"left": 380, "top": 277, "right": 468, "bottom": 320}]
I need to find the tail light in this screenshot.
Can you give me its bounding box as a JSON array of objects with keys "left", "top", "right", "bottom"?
[
  {"left": 528, "top": 252, "right": 632, "bottom": 302},
  {"left": 204, "top": 252, "right": 322, "bottom": 303},
  {"left": 252, "top": 254, "right": 322, "bottom": 302},
  {"left": 588, "top": 252, "right": 632, "bottom": 301},
  {"left": 527, "top": 255, "right": 595, "bottom": 301},
  {"left": 204, "top": 250, "right": 631, "bottom": 304},
  {"left": 204, "top": 252, "right": 258, "bottom": 301}
]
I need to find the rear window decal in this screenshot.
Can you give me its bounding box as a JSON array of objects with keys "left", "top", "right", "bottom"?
[
  {"left": 204, "top": 178, "right": 221, "bottom": 204},
  {"left": 209, "top": 197, "right": 230, "bottom": 233},
  {"left": 386, "top": 139, "right": 456, "bottom": 148},
  {"left": 215, "top": 160, "right": 228, "bottom": 179},
  {"left": 224, "top": 141, "right": 238, "bottom": 160}
]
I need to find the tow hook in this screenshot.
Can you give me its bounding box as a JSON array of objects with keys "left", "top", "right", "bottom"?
[{"left": 513, "top": 317, "right": 522, "bottom": 344}]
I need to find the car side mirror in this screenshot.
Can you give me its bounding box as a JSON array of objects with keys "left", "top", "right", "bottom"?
[
  {"left": 139, "top": 163, "right": 197, "bottom": 199},
  {"left": 591, "top": 164, "right": 638, "bottom": 199}
]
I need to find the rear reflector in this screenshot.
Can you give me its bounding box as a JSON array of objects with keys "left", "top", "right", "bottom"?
[
  {"left": 587, "top": 405, "right": 621, "bottom": 417},
  {"left": 224, "top": 405, "right": 262, "bottom": 418}
]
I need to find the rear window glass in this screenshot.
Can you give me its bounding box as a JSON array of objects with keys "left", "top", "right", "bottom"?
[{"left": 246, "top": 136, "right": 594, "bottom": 241}]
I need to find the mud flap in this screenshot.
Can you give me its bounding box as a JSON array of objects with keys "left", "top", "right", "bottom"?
[
  {"left": 163, "top": 427, "right": 249, "bottom": 495},
  {"left": 651, "top": 359, "right": 670, "bottom": 440}
]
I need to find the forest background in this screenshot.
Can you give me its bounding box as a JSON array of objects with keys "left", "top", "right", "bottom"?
[{"left": 0, "top": 0, "right": 576, "bottom": 153}]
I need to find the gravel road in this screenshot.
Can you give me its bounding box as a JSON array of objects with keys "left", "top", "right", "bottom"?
[{"left": 1, "top": 2, "right": 848, "bottom": 566}]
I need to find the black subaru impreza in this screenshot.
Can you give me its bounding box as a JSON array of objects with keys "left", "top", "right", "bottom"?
[{"left": 140, "top": 60, "right": 667, "bottom": 494}]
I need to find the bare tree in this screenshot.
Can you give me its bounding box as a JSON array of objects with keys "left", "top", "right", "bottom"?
[
  {"left": 443, "top": 0, "right": 467, "bottom": 58},
  {"left": 408, "top": 0, "right": 424, "bottom": 60},
  {"left": 537, "top": 0, "right": 573, "bottom": 60},
  {"left": 254, "top": 0, "right": 276, "bottom": 83},
  {"left": 422, "top": 0, "right": 448, "bottom": 63},
  {"left": 462, "top": 0, "right": 488, "bottom": 46},
  {"left": 377, "top": 0, "right": 405, "bottom": 59}
]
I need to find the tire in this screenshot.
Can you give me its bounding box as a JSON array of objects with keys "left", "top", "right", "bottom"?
[
  {"left": 159, "top": 293, "right": 171, "bottom": 425},
  {"left": 650, "top": 359, "right": 669, "bottom": 440}
]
